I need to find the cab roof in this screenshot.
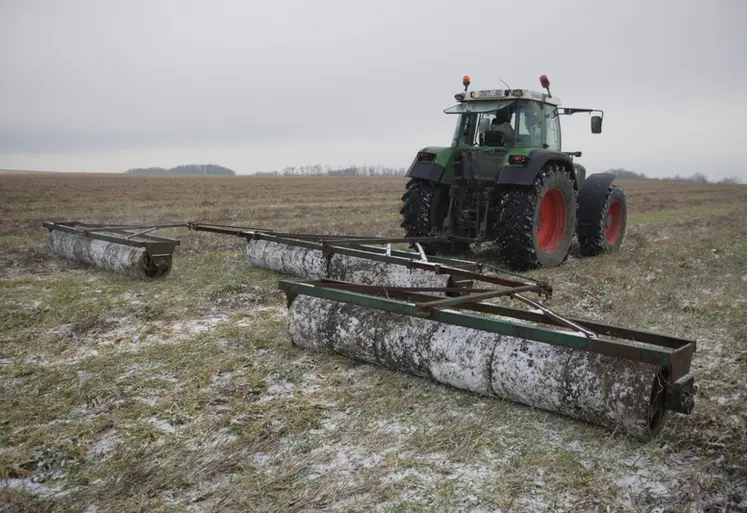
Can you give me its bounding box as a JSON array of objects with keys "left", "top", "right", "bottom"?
[{"left": 457, "top": 88, "right": 562, "bottom": 106}]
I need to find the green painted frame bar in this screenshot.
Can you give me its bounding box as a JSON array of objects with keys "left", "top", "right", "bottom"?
[
  {"left": 386, "top": 288, "right": 692, "bottom": 351},
  {"left": 277, "top": 280, "right": 695, "bottom": 383}
]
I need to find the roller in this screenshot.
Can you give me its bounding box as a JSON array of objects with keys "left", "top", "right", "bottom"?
[
  {"left": 245, "top": 238, "right": 454, "bottom": 289},
  {"left": 287, "top": 294, "right": 667, "bottom": 439},
  {"left": 48, "top": 230, "right": 171, "bottom": 278},
  {"left": 246, "top": 239, "right": 328, "bottom": 280}
]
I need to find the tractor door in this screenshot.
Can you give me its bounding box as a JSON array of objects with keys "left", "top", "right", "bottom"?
[{"left": 542, "top": 104, "right": 562, "bottom": 151}]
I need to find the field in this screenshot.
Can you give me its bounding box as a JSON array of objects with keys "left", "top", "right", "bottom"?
[{"left": 1, "top": 172, "right": 746, "bottom": 513}]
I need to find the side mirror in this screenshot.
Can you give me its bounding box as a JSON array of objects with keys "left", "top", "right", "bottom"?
[{"left": 591, "top": 115, "right": 603, "bottom": 134}]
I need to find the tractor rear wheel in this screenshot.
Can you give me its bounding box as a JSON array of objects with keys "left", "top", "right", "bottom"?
[
  {"left": 577, "top": 183, "right": 627, "bottom": 256},
  {"left": 400, "top": 178, "right": 468, "bottom": 255},
  {"left": 492, "top": 163, "right": 576, "bottom": 270}
]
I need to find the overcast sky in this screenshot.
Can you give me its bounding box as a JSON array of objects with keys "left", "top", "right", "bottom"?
[{"left": 1, "top": 0, "right": 745, "bottom": 179}]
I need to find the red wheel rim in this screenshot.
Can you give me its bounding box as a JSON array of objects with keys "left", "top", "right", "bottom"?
[
  {"left": 605, "top": 200, "right": 622, "bottom": 244},
  {"left": 537, "top": 188, "right": 566, "bottom": 253}
]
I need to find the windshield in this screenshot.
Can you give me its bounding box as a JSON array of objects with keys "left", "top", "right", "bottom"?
[{"left": 448, "top": 99, "right": 545, "bottom": 148}]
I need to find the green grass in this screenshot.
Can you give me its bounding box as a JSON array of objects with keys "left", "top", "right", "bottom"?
[{"left": 1, "top": 177, "right": 746, "bottom": 512}]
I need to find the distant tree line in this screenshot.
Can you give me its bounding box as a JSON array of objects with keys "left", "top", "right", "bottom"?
[
  {"left": 124, "top": 164, "right": 236, "bottom": 176},
  {"left": 254, "top": 164, "right": 407, "bottom": 177},
  {"left": 605, "top": 168, "right": 742, "bottom": 184},
  {"left": 122, "top": 162, "right": 741, "bottom": 184}
]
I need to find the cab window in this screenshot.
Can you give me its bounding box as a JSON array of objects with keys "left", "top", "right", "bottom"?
[
  {"left": 515, "top": 102, "right": 543, "bottom": 147},
  {"left": 474, "top": 112, "right": 497, "bottom": 145},
  {"left": 545, "top": 106, "right": 561, "bottom": 151}
]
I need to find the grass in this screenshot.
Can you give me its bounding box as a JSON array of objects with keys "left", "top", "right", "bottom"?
[{"left": 1, "top": 172, "right": 746, "bottom": 512}]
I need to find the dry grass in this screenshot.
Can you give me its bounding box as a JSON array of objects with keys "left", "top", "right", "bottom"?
[{"left": 1, "top": 172, "right": 746, "bottom": 512}]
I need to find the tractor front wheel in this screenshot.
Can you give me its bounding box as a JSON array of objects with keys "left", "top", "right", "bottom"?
[{"left": 493, "top": 163, "right": 576, "bottom": 270}]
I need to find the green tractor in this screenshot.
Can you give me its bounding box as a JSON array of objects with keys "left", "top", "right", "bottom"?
[{"left": 400, "top": 74, "right": 627, "bottom": 271}]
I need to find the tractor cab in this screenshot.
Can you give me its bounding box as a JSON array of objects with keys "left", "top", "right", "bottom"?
[
  {"left": 445, "top": 76, "right": 603, "bottom": 153},
  {"left": 445, "top": 90, "right": 561, "bottom": 150}
]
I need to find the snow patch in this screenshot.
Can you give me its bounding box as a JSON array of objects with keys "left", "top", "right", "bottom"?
[
  {"left": 232, "top": 305, "right": 287, "bottom": 325},
  {"left": 372, "top": 420, "right": 419, "bottom": 438},
  {"left": 1, "top": 478, "right": 63, "bottom": 498},
  {"left": 113, "top": 315, "right": 228, "bottom": 350},
  {"left": 135, "top": 396, "right": 160, "bottom": 406},
  {"left": 307, "top": 446, "right": 384, "bottom": 479},
  {"left": 186, "top": 429, "right": 239, "bottom": 451},
  {"left": 257, "top": 376, "right": 295, "bottom": 402},
  {"left": 119, "top": 291, "right": 144, "bottom": 305},
  {"left": 299, "top": 372, "right": 323, "bottom": 394},
  {"left": 210, "top": 372, "right": 234, "bottom": 386},
  {"left": 89, "top": 430, "right": 119, "bottom": 456},
  {"left": 145, "top": 417, "right": 177, "bottom": 434},
  {"left": 167, "top": 315, "right": 228, "bottom": 340},
  {"left": 266, "top": 380, "right": 294, "bottom": 397}
]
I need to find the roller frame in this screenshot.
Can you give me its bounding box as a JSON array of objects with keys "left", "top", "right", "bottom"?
[
  {"left": 189, "top": 222, "right": 552, "bottom": 296},
  {"left": 43, "top": 221, "right": 183, "bottom": 277},
  {"left": 278, "top": 279, "right": 696, "bottom": 419}
]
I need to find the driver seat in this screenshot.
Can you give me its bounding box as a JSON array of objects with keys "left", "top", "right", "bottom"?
[{"left": 483, "top": 130, "right": 506, "bottom": 147}]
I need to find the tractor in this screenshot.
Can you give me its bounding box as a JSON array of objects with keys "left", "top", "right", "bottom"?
[{"left": 400, "top": 75, "right": 627, "bottom": 271}]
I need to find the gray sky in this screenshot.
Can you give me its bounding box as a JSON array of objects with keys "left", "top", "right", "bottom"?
[{"left": 1, "top": 0, "right": 745, "bottom": 179}]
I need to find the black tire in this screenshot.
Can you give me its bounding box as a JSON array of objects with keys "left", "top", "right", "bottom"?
[
  {"left": 399, "top": 179, "right": 468, "bottom": 255},
  {"left": 577, "top": 184, "right": 627, "bottom": 257},
  {"left": 492, "top": 163, "right": 577, "bottom": 270}
]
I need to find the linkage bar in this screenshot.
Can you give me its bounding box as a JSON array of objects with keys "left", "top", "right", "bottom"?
[{"left": 414, "top": 284, "right": 542, "bottom": 311}]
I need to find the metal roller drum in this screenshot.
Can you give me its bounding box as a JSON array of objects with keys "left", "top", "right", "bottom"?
[
  {"left": 48, "top": 230, "right": 170, "bottom": 278},
  {"left": 287, "top": 294, "right": 667, "bottom": 439},
  {"left": 327, "top": 253, "right": 453, "bottom": 289},
  {"left": 245, "top": 238, "right": 454, "bottom": 289},
  {"left": 246, "top": 239, "right": 328, "bottom": 280}
]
